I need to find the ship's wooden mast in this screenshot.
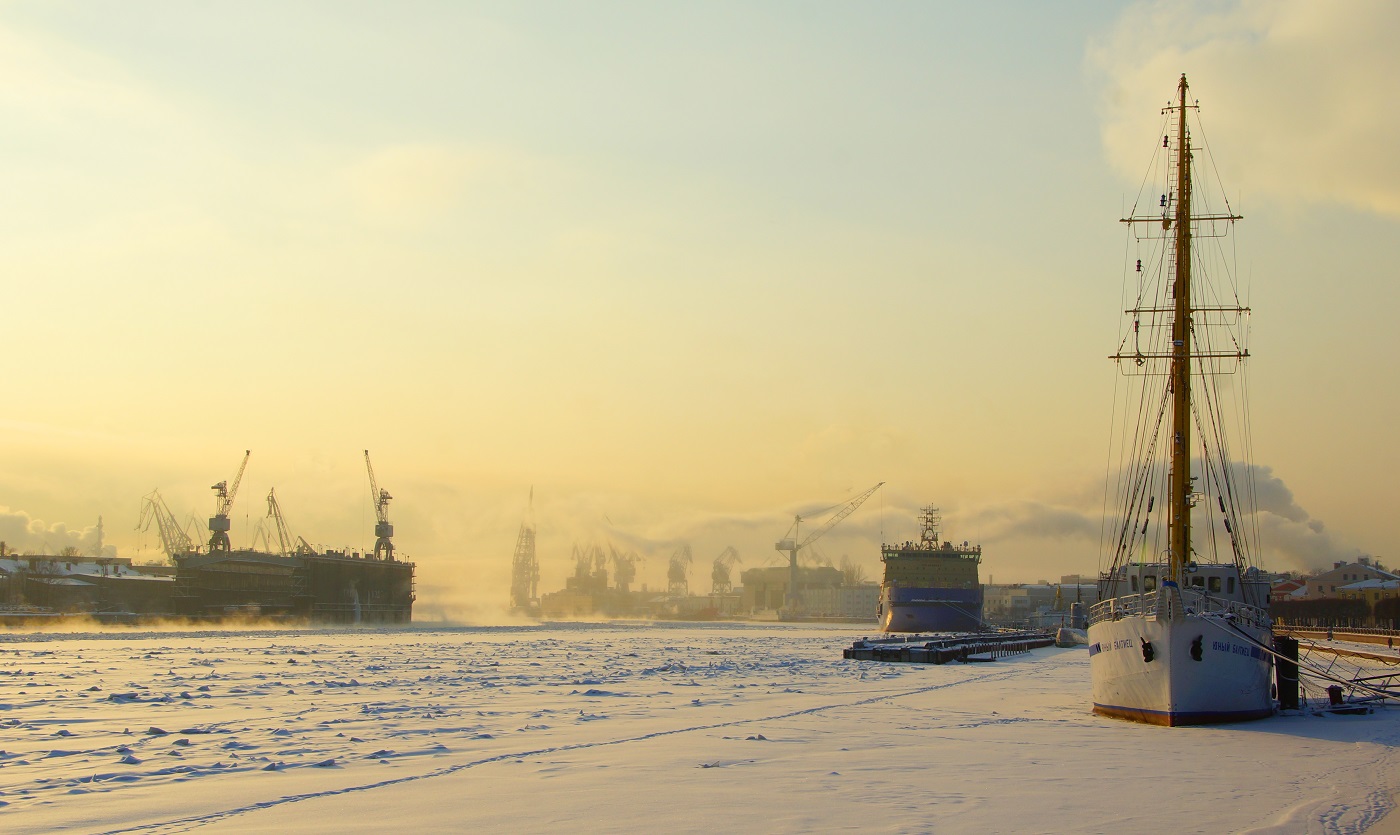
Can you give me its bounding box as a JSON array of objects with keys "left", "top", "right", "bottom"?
[{"left": 1168, "top": 74, "right": 1193, "bottom": 583}]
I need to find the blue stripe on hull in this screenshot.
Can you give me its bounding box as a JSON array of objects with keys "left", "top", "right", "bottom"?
[
  {"left": 880, "top": 587, "right": 983, "bottom": 633},
  {"left": 1093, "top": 703, "right": 1275, "bottom": 727}
]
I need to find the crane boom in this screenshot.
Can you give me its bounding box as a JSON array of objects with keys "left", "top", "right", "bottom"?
[
  {"left": 364, "top": 451, "right": 383, "bottom": 520},
  {"left": 775, "top": 481, "right": 884, "bottom": 614},
  {"left": 797, "top": 481, "right": 885, "bottom": 551},
  {"left": 221, "top": 450, "right": 251, "bottom": 515},
  {"left": 137, "top": 489, "right": 197, "bottom": 558},
  {"left": 267, "top": 488, "right": 293, "bottom": 557},
  {"left": 266, "top": 488, "right": 316, "bottom": 557}
]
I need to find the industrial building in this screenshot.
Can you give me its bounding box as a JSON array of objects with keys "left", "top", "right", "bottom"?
[
  {"left": 0, "top": 553, "right": 175, "bottom": 617},
  {"left": 983, "top": 579, "right": 1100, "bottom": 628},
  {"left": 739, "top": 565, "right": 878, "bottom": 621}
]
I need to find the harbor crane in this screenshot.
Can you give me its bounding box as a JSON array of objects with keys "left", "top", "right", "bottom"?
[
  {"left": 609, "top": 544, "right": 642, "bottom": 594},
  {"left": 571, "top": 543, "right": 607, "bottom": 579},
  {"left": 711, "top": 546, "right": 742, "bottom": 595},
  {"left": 137, "top": 489, "right": 197, "bottom": 558},
  {"left": 249, "top": 521, "right": 274, "bottom": 554},
  {"left": 364, "top": 450, "right": 395, "bottom": 561},
  {"left": 775, "top": 481, "right": 884, "bottom": 613},
  {"left": 208, "top": 450, "right": 251, "bottom": 553},
  {"left": 668, "top": 544, "right": 692, "bottom": 596},
  {"left": 182, "top": 514, "right": 205, "bottom": 548},
  {"left": 266, "top": 488, "right": 317, "bottom": 557},
  {"left": 509, "top": 488, "right": 539, "bottom": 612}
]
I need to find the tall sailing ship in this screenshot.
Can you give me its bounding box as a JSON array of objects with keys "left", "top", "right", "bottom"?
[{"left": 1088, "top": 76, "right": 1274, "bottom": 725}]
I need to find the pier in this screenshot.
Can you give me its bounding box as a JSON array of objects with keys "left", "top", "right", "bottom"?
[
  {"left": 844, "top": 631, "right": 1055, "bottom": 664},
  {"left": 1274, "top": 626, "right": 1400, "bottom": 666}
]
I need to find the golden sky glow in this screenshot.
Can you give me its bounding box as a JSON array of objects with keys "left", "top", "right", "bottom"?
[{"left": 1, "top": 1, "right": 1396, "bottom": 619}]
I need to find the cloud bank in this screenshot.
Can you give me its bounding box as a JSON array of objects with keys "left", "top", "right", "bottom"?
[
  {"left": 940, "top": 462, "right": 1364, "bottom": 577},
  {"left": 1089, "top": 0, "right": 1400, "bottom": 218}
]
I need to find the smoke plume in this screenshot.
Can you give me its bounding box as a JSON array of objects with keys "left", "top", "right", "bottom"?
[{"left": 0, "top": 506, "right": 115, "bottom": 558}]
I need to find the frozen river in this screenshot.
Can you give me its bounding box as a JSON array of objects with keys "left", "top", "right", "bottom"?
[{"left": 1, "top": 622, "right": 1397, "bottom": 833}]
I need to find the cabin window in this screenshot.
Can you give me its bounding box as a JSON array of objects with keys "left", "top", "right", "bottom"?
[
  {"left": 1208, "top": 576, "right": 1222, "bottom": 593},
  {"left": 1227, "top": 577, "right": 1235, "bottom": 594},
  {"left": 1189, "top": 575, "right": 1205, "bottom": 588},
  {"left": 1144, "top": 575, "right": 1157, "bottom": 592},
  {"left": 1130, "top": 575, "right": 1138, "bottom": 592}
]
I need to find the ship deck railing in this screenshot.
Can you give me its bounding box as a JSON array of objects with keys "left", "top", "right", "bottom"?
[{"left": 1089, "top": 587, "right": 1269, "bottom": 629}]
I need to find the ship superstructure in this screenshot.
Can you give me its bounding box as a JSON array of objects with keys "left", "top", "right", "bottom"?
[{"left": 878, "top": 506, "right": 982, "bottom": 633}]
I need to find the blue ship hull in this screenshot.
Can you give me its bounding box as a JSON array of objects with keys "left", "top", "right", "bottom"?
[{"left": 879, "top": 586, "right": 983, "bottom": 633}]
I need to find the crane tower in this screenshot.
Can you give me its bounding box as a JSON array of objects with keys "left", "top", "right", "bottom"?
[
  {"left": 364, "top": 450, "right": 395, "bottom": 561},
  {"left": 138, "top": 489, "right": 198, "bottom": 558},
  {"left": 509, "top": 488, "right": 539, "bottom": 612}
]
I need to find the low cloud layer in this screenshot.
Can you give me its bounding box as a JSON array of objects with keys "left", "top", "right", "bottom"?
[
  {"left": 963, "top": 501, "right": 1100, "bottom": 543},
  {"left": 948, "top": 462, "right": 1364, "bottom": 576}
]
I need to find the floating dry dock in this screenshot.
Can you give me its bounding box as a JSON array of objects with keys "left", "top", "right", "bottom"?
[
  {"left": 171, "top": 549, "right": 415, "bottom": 623},
  {"left": 844, "top": 631, "right": 1055, "bottom": 664}
]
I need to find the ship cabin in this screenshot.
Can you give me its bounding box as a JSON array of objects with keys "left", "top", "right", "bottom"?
[{"left": 1097, "top": 561, "right": 1269, "bottom": 610}]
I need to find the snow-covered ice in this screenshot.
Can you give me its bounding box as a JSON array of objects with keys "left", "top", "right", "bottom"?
[{"left": 1, "top": 623, "right": 1397, "bottom": 834}]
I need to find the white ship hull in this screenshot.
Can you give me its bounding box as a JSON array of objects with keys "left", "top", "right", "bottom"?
[{"left": 1088, "top": 594, "right": 1273, "bottom": 726}]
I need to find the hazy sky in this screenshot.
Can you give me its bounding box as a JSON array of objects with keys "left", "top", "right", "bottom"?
[{"left": 2, "top": 1, "right": 1396, "bottom": 618}]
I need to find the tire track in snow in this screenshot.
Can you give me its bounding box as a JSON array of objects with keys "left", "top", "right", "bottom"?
[
  {"left": 1315, "top": 788, "right": 1395, "bottom": 835},
  {"left": 1239, "top": 719, "right": 1400, "bottom": 835},
  {"left": 95, "top": 665, "right": 1029, "bottom": 834}
]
